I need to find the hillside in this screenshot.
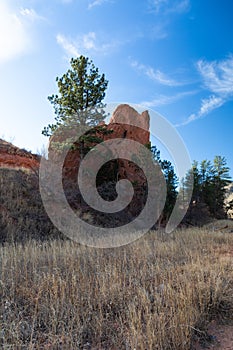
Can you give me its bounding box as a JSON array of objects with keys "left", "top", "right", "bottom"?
[
  {"left": 0, "top": 105, "right": 151, "bottom": 243},
  {"left": 0, "top": 139, "right": 62, "bottom": 242},
  {"left": 0, "top": 103, "right": 232, "bottom": 243}
]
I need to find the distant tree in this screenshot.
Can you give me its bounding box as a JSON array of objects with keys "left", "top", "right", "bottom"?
[
  {"left": 161, "top": 160, "right": 178, "bottom": 222},
  {"left": 185, "top": 156, "right": 231, "bottom": 221},
  {"left": 151, "top": 145, "right": 161, "bottom": 163},
  {"left": 191, "top": 160, "right": 201, "bottom": 202},
  {"left": 151, "top": 146, "right": 178, "bottom": 224},
  {"left": 209, "top": 156, "right": 231, "bottom": 217},
  {"left": 200, "top": 159, "right": 212, "bottom": 185},
  {"left": 42, "top": 55, "right": 109, "bottom": 157}
]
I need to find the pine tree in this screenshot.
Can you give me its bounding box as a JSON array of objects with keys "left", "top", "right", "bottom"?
[
  {"left": 191, "top": 160, "right": 201, "bottom": 202},
  {"left": 161, "top": 160, "right": 178, "bottom": 222},
  {"left": 42, "top": 56, "right": 110, "bottom": 157},
  {"left": 151, "top": 146, "right": 178, "bottom": 223},
  {"left": 42, "top": 56, "right": 108, "bottom": 136},
  {"left": 210, "top": 156, "right": 231, "bottom": 217},
  {"left": 186, "top": 156, "right": 231, "bottom": 220}
]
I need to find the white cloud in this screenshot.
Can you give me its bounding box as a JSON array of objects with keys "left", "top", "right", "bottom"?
[
  {"left": 149, "top": 0, "right": 190, "bottom": 14},
  {"left": 141, "top": 90, "right": 197, "bottom": 108},
  {"left": 169, "top": 0, "right": 190, "bottom": 13},
  {"left": 83, "top": 32, "right": 96, "bottom": 50},
  {"left": 197, "top": 56, "right": 233, "bottom": 96},
  {"left": 0, "top": 2, "right": 44, "bottom": 64},
  {"left": 20, "top": 8, "right": 45, "bottom": 22},
  {"left": 0, "top": 1, "right": 30, "bottom": 64},
  {"left": 131, "top": 60, "right": 183, "bottom": 87},
  {"left": 57, "top": 32, "right": 120, "bottom": 57},
  {"left": 56, "top": 34, "right": 80, "bottom": 57},
  {"left": 151, "top": 69, "right": 179, "bottom": 86},
  {"left": 147, "top": 1, "right": 190, "bottom": 43},
  {"left": 178, "top": 95, "right": 224, "bottom": 127},
  {"left": 149, "top": 0, "right": 168, "bottom": 13},
  {"left": 88, "top": 0, "right": 111, "bottom": 10},
  {"left": 199, "top": 95, "right": 223, "bottom": 115},
  {"left": 178, "top": 56, "right": 233, "bottom": 127}
]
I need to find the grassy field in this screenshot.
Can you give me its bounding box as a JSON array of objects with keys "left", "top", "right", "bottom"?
[{"left": 1, "top": 228, "right": 233, "bottom": 349}]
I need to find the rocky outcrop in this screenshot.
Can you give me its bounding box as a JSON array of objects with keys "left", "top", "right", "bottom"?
[
  {"left": 109, "top": 104, "right": 150, "bottom": 131},
  {"left": 225, "top": 183, "right": 233, "bottom": 218},
  {"left": 48, "top": 104, "right": 151, "bottom": 225},
  {"left": 0, "top": 139, "right": 40, "bottom": 171},
  {"left": 58, "top": 104, "right": 150, "bottom": 179}
]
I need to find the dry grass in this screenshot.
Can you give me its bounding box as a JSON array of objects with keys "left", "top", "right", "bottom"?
[
  {"left": 1, "top": 228, "right": 233, "bottom": 349},
  {"left": 0, "top": 168, "right": 62, "bottom": 243}
]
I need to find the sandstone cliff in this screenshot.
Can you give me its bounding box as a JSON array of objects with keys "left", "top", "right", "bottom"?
[{"left": 0, "top": 139, "right": 40, "bottom": 171}]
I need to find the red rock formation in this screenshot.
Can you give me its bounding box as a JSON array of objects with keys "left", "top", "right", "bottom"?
[
  {"left": 102, "top": 104, "right": 150, "bottom": 184},
  {"left": 51, "top": 104, "right": 150, "bottom": 182},
  {"left": 0, "top": 139, "right": 40, "bottom": 171},
  {"left": 48, "top": 104, "right": 151, "bottom": 220},
  {"left": 109, "top": 103, "right": 150, "bottom": 132}
]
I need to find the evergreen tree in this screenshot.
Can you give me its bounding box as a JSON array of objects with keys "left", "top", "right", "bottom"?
[
  {"left": 161, "top": 160, "right": 178, "bottom": 222},
  {"left": 151, "top": 146, "right": 178, "bottom": 223},
  {"left": 42, "top": 56, "right": 110, "bottom": 157},
  {"left": 42, "top": 56, "right": 108, "bottom": 136},
  {"left": 191, "top": 160, "right": 201, "bottom": 202},
  {"left": 186, "top": 156, "right": 231, "bottom": 220},
  {"left": 199, "top": 160, "right": 215, "bottom": 213},
  {"left": 200, "top": 160, "right": 212, "bottom": 185},
  {"left": 210, "top": 156, "right": 231, "bottom": 217}
]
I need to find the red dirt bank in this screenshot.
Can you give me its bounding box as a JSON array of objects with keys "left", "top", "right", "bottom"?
[{"left": 0, "top": 139, "right": 40, "bottom": 171}]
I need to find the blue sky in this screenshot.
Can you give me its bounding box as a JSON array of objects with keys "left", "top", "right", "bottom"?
[{"left": 0, "top": 0, "right": 232, "bottom": 177}]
